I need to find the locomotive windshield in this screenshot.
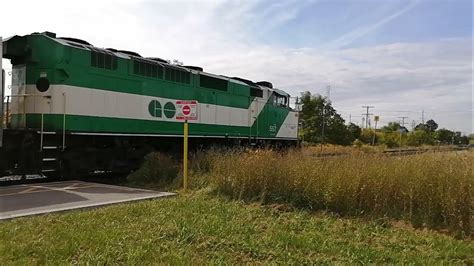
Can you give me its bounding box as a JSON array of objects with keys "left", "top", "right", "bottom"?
[{"left": 273, "top": 92, "right": 289, "bottom": 108}]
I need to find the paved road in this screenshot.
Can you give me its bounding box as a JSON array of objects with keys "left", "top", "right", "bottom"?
[{"left": 0, "top": 181, "right": 175, "bottom": 220}]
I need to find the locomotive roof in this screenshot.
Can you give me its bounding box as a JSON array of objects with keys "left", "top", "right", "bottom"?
[{"left": 4, "top": 32, "right": 292, "bottom": 95}]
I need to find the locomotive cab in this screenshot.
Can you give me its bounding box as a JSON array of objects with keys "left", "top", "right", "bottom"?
[{"left": 2, "top": 32, "right": 66, "bottom": 131}]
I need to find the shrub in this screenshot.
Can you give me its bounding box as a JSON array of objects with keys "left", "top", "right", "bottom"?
[
  {"left": 352, "top": 139, "right": 363, "bottom": 147},
  {"left": 127, "top": 152, "right": 179, "bottom": 187},
  {"left": 205, "top": 150, "right": 473, "bottom": 236}
]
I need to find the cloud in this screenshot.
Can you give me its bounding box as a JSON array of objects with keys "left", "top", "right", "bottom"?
[
  {"left": 326, "top": 0, "right": 421, "bottom": 49},
  {"left": 195, "top": 38, "right": 472, "bottom": 133},
  {"left": 1, "top": 0, "right": 472, "bottom": 133}
]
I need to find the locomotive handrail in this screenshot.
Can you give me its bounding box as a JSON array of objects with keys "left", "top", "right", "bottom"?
[
  {"left": 3, "top": 94, "right": 51, "bottom": 149},
  {"left": 62, "top": 92, "right": 66, "bottom": 151},
  {"left": 3, "top": 94, "right": 51, "bottom": 127}
]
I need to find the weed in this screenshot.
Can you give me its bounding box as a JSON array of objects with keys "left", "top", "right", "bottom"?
[
  {"left": 203, "top": 149, "right": 472, "bottom": 236},
  {"left": 127, "top": 152, "right": 179, "bottom": 187}
]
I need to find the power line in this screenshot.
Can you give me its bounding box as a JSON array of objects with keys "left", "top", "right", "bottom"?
[
  {"left": 398, "top": 116, "right": 408, "bottom": 147},
  {"left": 362, "top": 106, "right": 374, "bottom": 129},
  {"left": 398, "top": 116, "right": 408, "bottom": 128},
  {"left": 320, "top": 85, "right": 331, "bottom": 153}
]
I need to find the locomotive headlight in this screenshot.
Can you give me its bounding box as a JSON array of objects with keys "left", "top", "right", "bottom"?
[{"left": 36, "top": 77, "right": 50, "bottom": 92}]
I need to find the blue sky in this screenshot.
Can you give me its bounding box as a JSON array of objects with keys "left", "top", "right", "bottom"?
[
  {"left": 1, "top": 0, "right": 473, "bottom": 133},
  {"left": 254, "top": 0, "right": 473, "bottom": 49}
]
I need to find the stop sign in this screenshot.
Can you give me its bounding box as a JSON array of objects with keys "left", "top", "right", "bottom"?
[
  {"left": 182, "top": 105, "right": 191, "bottom": 115},
  {"left": 175, "top": 100, "right": 198, "bottom": 120}
]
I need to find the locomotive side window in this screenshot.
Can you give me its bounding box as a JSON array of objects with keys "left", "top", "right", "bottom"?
[
  {"left": 98, "top": 53, "right": 105, "bottom": 68},
  {"left": 140, "top": 62, "right": 146, "bottom": 76},
  {"left": 91, "top": 52, "right": 97, "bottom": 67},
  {"left": 105, "top": 54, "right": 112, "bottom": 69},
  {"left": 133, "top": 60, "right": 139, "bottom": 74},
  {"left": 133, "top": 60, "right": 164, "bottom": 79},
  {"left": 250, "top": 87, "right": 263, "bottom": 97},
  {"left": 132, "top": 59, "right": 190, "bottom": 83},
  {"left": 164, "top": 67, "right": 190, "bottom": 84},
  {"left": 273, "top": 94, "right": 288, "bottom": 107},
  {"left": 91, "top": 51, "right": 117, "bottom": 70},
  {"left": 200, "top": 74, "right": 228, "bottom": 91}
]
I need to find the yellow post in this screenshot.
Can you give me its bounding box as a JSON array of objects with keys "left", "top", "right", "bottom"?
[{"left": 183, "top": 120, "right": 189, "bottom": 191}]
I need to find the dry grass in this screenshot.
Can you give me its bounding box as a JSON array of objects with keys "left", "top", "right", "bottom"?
[
  {"left": 203, "top": 149, "right": 472, "bottom": 237},
  {"left": 303, "top": 143, "right": 382, "bottom": 155}
]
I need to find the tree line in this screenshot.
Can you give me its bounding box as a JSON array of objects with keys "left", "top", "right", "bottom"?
[{"left": 298, "top": 92, "right": 471, "bottom": 147}]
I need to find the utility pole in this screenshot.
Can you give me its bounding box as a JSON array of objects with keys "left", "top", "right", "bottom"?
[
  {"left": 320, "top": 85, "right": 331, "bottom": 153},
  {"left": 349, "top": 114, "right": 352, "bottom": 124},
  {"left": 398, "top": 116, "right": 408, "bottom": 147},
  {"left": 295, "top": 96, "right": 302, "bottom": 146},
  {"left": 320, "top": 105, "right": 325, "bottom": 153},
  {"left": 421, "top": 110, "right": 425, "bottom": 124},
  {"left": 399, "top": 116, "right": 408, "bottom": 128},
  {"left": 362, "top": 106, "right": 374, "bottom": 128}
]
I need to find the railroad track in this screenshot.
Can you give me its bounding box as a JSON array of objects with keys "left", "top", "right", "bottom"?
[{"left": 315, "top": 146, "right": 471, "bottom": 158}]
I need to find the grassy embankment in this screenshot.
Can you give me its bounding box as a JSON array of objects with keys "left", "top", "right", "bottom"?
[
  {"left": 1, "top": 192, "right": 473, "bottom": 264},
  {"left": 0, "top": 148, "right": 472, "bottom": 263}
]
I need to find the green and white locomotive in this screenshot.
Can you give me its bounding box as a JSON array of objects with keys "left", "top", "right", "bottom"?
[{"left": 0, "top": 31, "right": 298, "bottom": 177}]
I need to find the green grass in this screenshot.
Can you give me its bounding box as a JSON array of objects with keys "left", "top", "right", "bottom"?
[{"left": 1, "top": 192, "right": 473, "bottom": 264}]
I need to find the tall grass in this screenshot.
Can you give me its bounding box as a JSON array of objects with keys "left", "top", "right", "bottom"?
[
  {"left": 128, "top": 149, "right": 472, "bottom": 236},
  {"left": 206, "top": 150, "right": 472, "bottom": 236},
  {"left": 127, "top": 152, "right": 179, "bottom": 187}
]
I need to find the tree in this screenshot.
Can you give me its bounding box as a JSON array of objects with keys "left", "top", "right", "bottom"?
[
  {"left": 347, "top": 123, "right": 361, "bottom": 141},
  {"left": 406, "top": 130, "right": 435, "bottom": 146},
  {"left": 359, "top": 128, "right": 377, "bottom": 144},
  {"left": 299, "top": 92, "right": 352, "bottom": 145},
  {"left": 379, "top": 132, "right": 400, "bottom": 148},
  {"left": 458, "top": 135, "right": 469, "bottom": 145},
  {"left": 381, "top": 122, "right": 401, "bottom": 133},
  {"left": 415, "top": 119, "right": 438, "bottom": 132},
  {"left": 379, "top": 121, "right": 411, "bottom": 147},
  {"left": 414, "top": 123, "right": 429, "bottom": 131},
  {"left": 435, "top": 128, "right": 454, "bottom": 144},
  {"left": 425, "top": 119, "right": 438, "bottom": 132}
]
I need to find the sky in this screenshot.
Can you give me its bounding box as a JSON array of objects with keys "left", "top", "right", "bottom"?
[{"left": 1, "top": 0, "right": 473, "bottom": 133}]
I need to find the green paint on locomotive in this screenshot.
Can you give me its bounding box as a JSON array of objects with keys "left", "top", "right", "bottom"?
[
  {"left": 23, "top": 114, "right": 250, "bottom": 137},
  {"left": 3, "top": 32, "right": 295, "bottom": 139}
]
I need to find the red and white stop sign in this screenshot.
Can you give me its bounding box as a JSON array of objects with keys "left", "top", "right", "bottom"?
[
  {"left": 176, "top": 100, "right": 198, "bottom": 120},
  {"left": 182, "top": 105, "right": 191, "bottom": 115}
]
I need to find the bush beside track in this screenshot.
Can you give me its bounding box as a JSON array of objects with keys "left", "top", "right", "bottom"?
[{"left": 130, "top": 147, "right": 472, "bottom": 237}]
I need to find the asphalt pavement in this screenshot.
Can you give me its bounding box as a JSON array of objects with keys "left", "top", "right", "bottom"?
[{"left": 0, "top": 181, "right": 175, "bottom": 220}]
